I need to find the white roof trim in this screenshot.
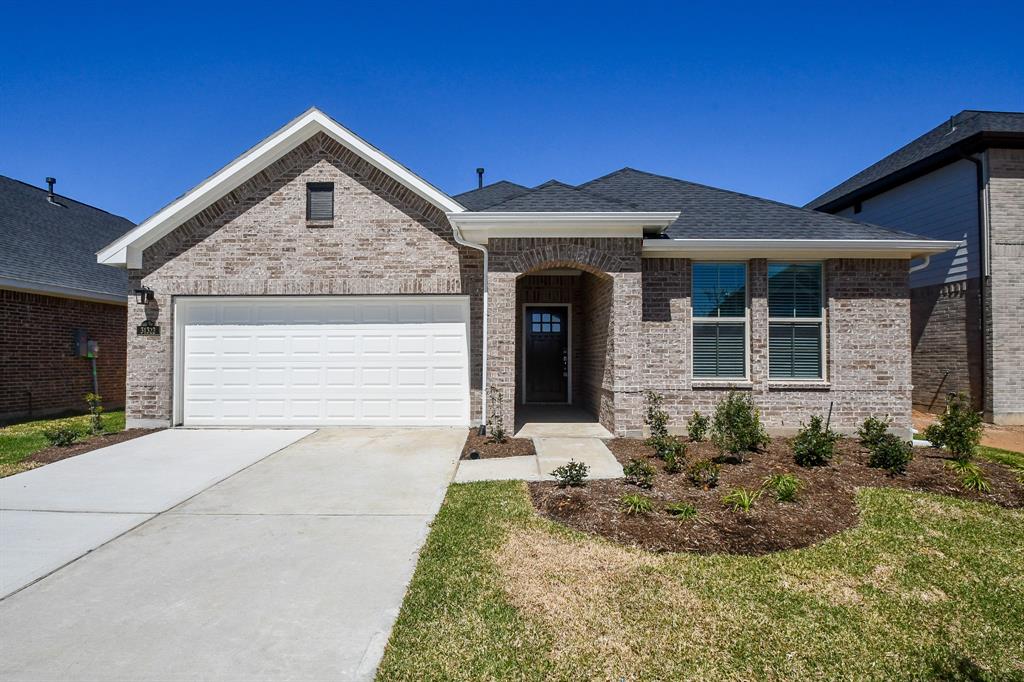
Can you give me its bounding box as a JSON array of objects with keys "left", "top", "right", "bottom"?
[
  {"left": 447, "top": 211, "right": 679, "bottom": 244},
  {"left": 98, "top": 108, "right": 465, "bottom": 267},
  {"left": 641, "top": 238, "right": 963, "bottom": 260}
]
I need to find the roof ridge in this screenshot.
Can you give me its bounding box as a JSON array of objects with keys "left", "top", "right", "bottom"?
[
  {"left": 0, "top": 175, "right": 135, "bottom": 224},
  {"left": 483, "top": 177, "right": 640, "bottom": 211},
  {"left": 453, "top": 179, "right": 528, "bottom": 198}
]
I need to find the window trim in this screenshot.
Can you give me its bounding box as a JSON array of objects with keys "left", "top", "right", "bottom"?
[
  {"left": 306, "top": 182, "right": 335, "bottom": 221},
  {"left": 766, "top": 260, "right": 827, "bottom": 382},
  {"left": 690, "top": 260, "right": 750, "bottom": 381}
]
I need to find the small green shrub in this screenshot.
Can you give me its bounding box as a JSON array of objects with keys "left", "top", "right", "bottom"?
[
  {"left": 650, "top": 435, "right": 686, "bottom": 473},
  {"left": 644, "top": 390, "right": 670, "bottom": 443},
  {"left": 663, "top": 446, "right": 685, "bottom": 474},
  {"left": 43, "top": 424, "right": 84, "bottom": 447},
  {"left": 763, "top": 473, "right": 801, "bottom": 502},
  {"left": 687, "top": 459, "right": 720, "bottom": 489},
  {"left": 550, "top": 459, "right": 589, "bottom": 487},
  {"left": 927, "top": 392, "right": 983, "bottom": 463},
  {"left": 486, "top": 386, "right": 507, "bottom": 444},
  {"left": 665, "top": 501, "right": 697, "bottom": 519},
  {"left": 620, "top": 493, "right": 654, "bottom": 515},
  {"left": 623, "top": 459, "right": 655, "bottom": 488},
  {"left": 946, "top": 460, "right": 991, "bottom": 493},
  {"left": 711, "top": 391, "right": 769, "bottom": 460},
  {"left": 858, "top": 415, "right": 891, "bottom": 450},
  {"left": 84, "top": 392, "right": 105, "bottom": 435},
  {"left": 867, "top": 433, "right": 914, "bottom": 474},
  {"left": 793, "top": 415, "right": 840, "bottom": 467},
  {"left": 687, "top": 411, "right": 710, "bottom": 442},
  {"left": 722, "top": 487, "right": 762, "bottom": 513}
]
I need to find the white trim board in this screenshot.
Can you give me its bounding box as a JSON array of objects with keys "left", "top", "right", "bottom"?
[
  {"left": 642, "top": 238, "right": 962, "bottom": 260},
  {"left": 98, "top": 108, "right": 466, "bottom": 268},
  {"left": 448, "top": 211, "right": 679, "bottom": 244},
  {"left": 0, "top": 278, "right": 128, "bottom": 305}
]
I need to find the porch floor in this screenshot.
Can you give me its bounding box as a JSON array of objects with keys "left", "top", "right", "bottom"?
[{"left": 513, "top": 405, "right": 612, "bottom": 439}]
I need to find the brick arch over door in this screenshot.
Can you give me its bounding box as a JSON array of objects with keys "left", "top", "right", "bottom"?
[{"left": 487, "top": 237, "right": 643, "bottom": 275}]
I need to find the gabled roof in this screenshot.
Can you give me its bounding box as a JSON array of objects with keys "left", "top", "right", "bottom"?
[
  {"left": 98, "top": 107, "right": 466, "bottom": 268},
  {"left": 455, "top": 180, "right": 530, "bottom": 210},
  {"left": 0, "top": 175, "right": 131, "bottom": 303},
  {"left": 807, "top": 110, "right": 1024, "bottom": 211}
]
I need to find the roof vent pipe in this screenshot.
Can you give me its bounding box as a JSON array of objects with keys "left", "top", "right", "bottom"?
[
  {"left": 46, "top": 177, "right": 57, "bottom": 202},
  {"left": 476, "top": 167, "right": 484, "bottom": 189}
]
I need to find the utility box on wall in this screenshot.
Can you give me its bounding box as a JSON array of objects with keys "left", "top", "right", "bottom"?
[{"left": 72, "top": 330, "right": 98, "bottom": 358}]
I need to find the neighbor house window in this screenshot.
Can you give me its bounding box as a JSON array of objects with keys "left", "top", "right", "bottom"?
[
  {"left": 306, "top": 182, "right": 334, "bottom": 220},
  {"left": 768, "top": 262, "right": 825, "bottom": 380},
  {"left": 692, "top": 262, "right": 747, "bottom": 378}
]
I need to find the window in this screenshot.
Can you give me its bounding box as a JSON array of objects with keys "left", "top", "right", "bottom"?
[
  {"left": 530, "top": 310, "right": 562, "bottom": 333},
  {"left": 692, "top": 262, "right": 747, "bottom": 378},
  {"left": 768, "top": 262, "right": 824, "bottom": 380},
  {"left": 306, "top": 182, "right": 334, "bottom": 220}
]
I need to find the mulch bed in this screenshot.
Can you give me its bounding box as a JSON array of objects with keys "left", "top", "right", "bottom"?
[
  {"left": 26, "top": 429, "right": 162, "bottom": 465},
  {"left": 528, "top": 437, "right": 1024, "bottom": 556},
  {"left": 461, "top": 429, "right": 536, "bottom": 460}
]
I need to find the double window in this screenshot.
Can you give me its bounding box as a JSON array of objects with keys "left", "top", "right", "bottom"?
[
  {"left": 768, "top": 263, "right": 824, "bottom": 380},
  {"left": 692, "top": 262, "right": 747, "bottom": 379}
]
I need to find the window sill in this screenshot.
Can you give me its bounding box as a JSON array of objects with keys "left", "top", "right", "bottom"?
[
  {"left": 768, "top": 381, "right": 831, "bottom": 390},
  {"left": 691, "top": 380, "right": 754, "bottom": 389},
  {"left": 306, "top": 220, "right": 334, "bottom": 229}
]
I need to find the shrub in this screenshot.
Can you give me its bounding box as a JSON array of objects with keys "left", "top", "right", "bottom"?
[
  {"left": 43, "top": 424, "right": 84, "bottom": 447},
  {"left": 867, "top": 433, "right": 914, "bottom": 474},
  {"left": 858, "top": 415, "right": 891, "bottom": 450},
  {"left": 84, "top": 392, "right": 105, "bottom": 435},
  {"left": 926, "top": 392, "right": 983, "bottom": 463},
  {"left": 711, "top": 391, "right": 769, "bottom": 460},
  {"left": 687, "top": 459, "right": 720, "bottom": 489},
  {"left": 644, "top": 390, "right": 670, "bottom": 443},
  {"left": 623, "top": 459, "right": 655, "bottom": 488},
  {"left": 665, "top": 501, "right": 697, "bottom": 519},
  {"left": 650, "top": 434, "right": 686, "bottom": 472},
  {"left": 663, "top": 445, "right": 685, "bottom": 474},
  {"left": 551, "top": 460, "right": 589, "bottom": 487},
  {"left": 619, "top": 493, "right": 654, "bottom": 515},
  {"left": 722, "top": 487, "right": 761, "bottom": 513},
  {"left": 793, "top": 415, "right": 840, "bottom": 467},
  {"left": 763, "top": 473, "right": 801, "bottom": 502},
  {"left": 946, "top": 460, "right": 991, "bottom": 493},
  {"left": 687, "top": 411, "right": 710, "bottom": 442},
  {"left": 486, "top": 386, "right": 507, "bottom": 443}
]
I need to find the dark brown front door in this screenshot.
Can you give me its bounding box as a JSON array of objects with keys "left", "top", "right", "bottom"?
[{"left": 524, "top": 306, "right": 569, "bottom": 403}]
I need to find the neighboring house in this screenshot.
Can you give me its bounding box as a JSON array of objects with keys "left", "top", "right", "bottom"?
[
  {"left": 0, "top": 176, "right": 132, "bottom": 421},
  {"left": 807, "top": 110, "right": 1024, "bottom": 425},
  {"left": 97, "top": 108, "right": 956, "bottom": 435}
]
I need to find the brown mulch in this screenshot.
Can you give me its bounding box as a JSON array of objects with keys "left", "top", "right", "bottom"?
[
  {"left": 27, "top": 429, "right": 162, "bottom": 465},
  {"left": 461, "top": 429, "right": 536, "bottom": 459},
  {"left": 528, "top": 437, "right": 1024, "bottom": 556}
]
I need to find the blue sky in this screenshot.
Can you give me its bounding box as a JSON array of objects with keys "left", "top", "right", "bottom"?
[{"left": 2, "top": 1, "right": 1022, "bottom": 223}]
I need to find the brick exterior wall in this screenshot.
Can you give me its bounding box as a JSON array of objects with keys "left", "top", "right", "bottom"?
[
  {"left": 986, "top": 148, "right": 1024, "bottom": 424},
  {"left": 579, "top": 272, "right": 614, "bottom": 424},
  {"left": 0, "top": 289, "right": 126, "bottom": 421},
  {"left": 126, "top": 132, "right": 482, "bottom": 426},
  {"left": 910, "top": 279, "right": 983, "bottom": 412}
]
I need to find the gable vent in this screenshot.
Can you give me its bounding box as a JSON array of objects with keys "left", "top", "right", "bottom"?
[{"left": 307, "top": 182, "right": 334, "bottom": 220}]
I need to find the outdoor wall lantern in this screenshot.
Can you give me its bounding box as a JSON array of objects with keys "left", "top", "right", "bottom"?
[{"left": 133, "top": 287, "right": 154, "bottom": 305}]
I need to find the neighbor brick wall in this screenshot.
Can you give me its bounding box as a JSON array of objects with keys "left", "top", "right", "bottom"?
[
  {"left": 985, "top": 148, "right": 1024, "bottom": 424},
  {"left": 0, "top": 289, "right": 126, "bottom": 420},
  {"left": 127, "top": 132, "right": 482, "bottom": 425},
  {"left": 910, "top": 279, "right": 983, "bottom": 412}
]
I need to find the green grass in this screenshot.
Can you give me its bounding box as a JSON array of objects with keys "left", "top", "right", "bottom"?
[
  {"left": 977, "top": 445, "right": 1024, "bottom": 469},
  {"left": 0, "top": 411, "right": 125, "bottom": 472},
  {"left": 378, "top": 481, "right": 1024, "bottom": 681}
]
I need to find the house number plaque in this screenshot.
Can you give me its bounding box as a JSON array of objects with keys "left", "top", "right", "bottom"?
[{"left": 136, "top": 320, "right": 161, "bottom": 336}]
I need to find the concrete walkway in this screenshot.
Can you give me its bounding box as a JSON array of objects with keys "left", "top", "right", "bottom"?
[{"left": 0, "top": 427, "right": 465, "bottom": 682}]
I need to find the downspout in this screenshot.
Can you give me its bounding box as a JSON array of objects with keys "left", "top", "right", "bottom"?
[
  {"left": 960, "top": 152, "right": 987, "bottom": 415},
  {"left": 908, "top": 254, "right": 931, "bottom": 274},
  {"left": 450, "top": 220, "right": 489, "bottom": 434}
]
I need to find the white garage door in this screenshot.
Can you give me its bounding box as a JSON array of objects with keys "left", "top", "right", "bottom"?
[{"left": 176, "top": 296, "right": 471, "bottom": 427}]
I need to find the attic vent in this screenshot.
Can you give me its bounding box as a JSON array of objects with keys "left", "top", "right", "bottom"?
[{"left": 306, "top": 182, "right": 334, "bottom": 221}]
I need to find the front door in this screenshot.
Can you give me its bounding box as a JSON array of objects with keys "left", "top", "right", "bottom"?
[{"left": 524, "top": 306, "right": 569, "bottom": 403}]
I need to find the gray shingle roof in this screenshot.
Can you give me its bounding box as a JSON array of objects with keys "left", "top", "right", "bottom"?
[
  {"left": 806, "top": 110, "right": 1024, "bottom": 211},
  {"left": 454, "top": 180, "right": 531, "bottom": 210},
  {"left": 0, "top": 175, "right": 132, "bottom": 300},
  {"left": 456, "top": 167, "right": 924, "bottom": 240}
]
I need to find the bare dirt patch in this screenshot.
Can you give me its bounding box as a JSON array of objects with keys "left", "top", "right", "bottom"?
[
  {"left": 528, "top": 437, "right": 1024, "bottom": 555},
  {"left": 461, "top": 429, "right": 535, "bottom": 459},
  {"left": 26, "top": 428, "right": 161, "bottom": 465}
]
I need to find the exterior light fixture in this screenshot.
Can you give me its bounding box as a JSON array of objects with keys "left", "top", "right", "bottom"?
[{"left": 133, "top": 287, "right": 154, "bottom": 305}]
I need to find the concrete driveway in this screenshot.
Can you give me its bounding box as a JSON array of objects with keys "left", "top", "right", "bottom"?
[{"left": 0, "top": 427, "right": 465, "bottom": 682}]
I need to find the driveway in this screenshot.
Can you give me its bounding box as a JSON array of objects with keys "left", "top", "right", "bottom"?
[{"left": 0, "top": 427, "right": 465, "bottom": 681}]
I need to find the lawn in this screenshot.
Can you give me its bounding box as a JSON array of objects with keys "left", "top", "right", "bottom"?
[
  {"left": 378, "top": 480, "right": 1024, "bottom": 681},
  {"left": 0, "top": 411, "right": 125, "bottom": 476}
]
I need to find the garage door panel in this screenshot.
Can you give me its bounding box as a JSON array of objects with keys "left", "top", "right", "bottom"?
[{"left": 180, "top": 296, "right": 469, "bottom": 426}]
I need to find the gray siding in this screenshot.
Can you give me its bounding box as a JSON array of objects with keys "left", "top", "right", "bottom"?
[{"left": 835, "top": 159, "right": 978, "bottom": 288}]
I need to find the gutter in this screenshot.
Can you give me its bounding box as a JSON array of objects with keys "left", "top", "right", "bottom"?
[
  {"left": 960, "top": 152, "right": 988, "bottom": 415},
  {"left": 449, "top": 220, "right": 489, "bottom": 433}
]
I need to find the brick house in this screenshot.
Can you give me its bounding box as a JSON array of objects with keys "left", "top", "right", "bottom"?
[
  {"left": 0, "top": 176, "right": 132, "bottom": 421},
  {"left": 97, "top": 108, "right": 957, "bottom": 436},
  {"left": 808, "top": 111, "right": 1024, "bottom": 425}
]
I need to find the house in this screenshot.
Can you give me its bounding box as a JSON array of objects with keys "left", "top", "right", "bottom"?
[
  {"left": 97, "top": 108, "right": 957, "bottom": 436},
  {"left": 0, "top": 175, "right": 132, "bottom": 421},
  {"left": 807, "top": 110, "right": 1024, "bottom": 425}
]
